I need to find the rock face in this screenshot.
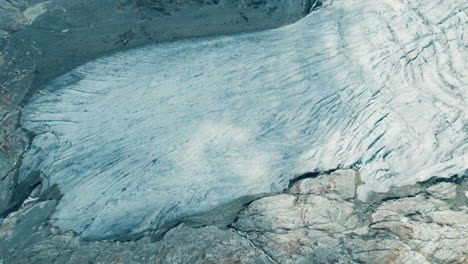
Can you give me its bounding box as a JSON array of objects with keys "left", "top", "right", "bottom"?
[
  {"left": 0, "top": 0, "right": 314, "bottom": 218},
  {"left": 1, "top": 170, "right": 466, "bottom": 263}
]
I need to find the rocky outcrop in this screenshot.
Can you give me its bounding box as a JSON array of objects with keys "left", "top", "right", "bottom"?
[
  {"left": 0, "top": 0, "right": 315, "bottom": 218},
  {"left": 232, "top": 171, "right": 468, "bottom": 264},
  {"left": 1, "top": 170, "right": 466, "bottom": 263}
]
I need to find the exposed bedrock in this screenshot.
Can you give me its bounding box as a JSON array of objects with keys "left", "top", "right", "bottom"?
[
  {"left": 0, "top": 0, "right": 316, "bottom": 217},
  {"left": 1, "top": 170, "right": 467, "bottom": 263}
]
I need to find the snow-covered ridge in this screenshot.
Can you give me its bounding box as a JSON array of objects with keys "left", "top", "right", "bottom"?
[{"left": 20, "top": 0, "right": 466, "bottom": 239}]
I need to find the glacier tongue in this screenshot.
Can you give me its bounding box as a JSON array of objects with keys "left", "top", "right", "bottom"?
[{"left": 20, "top": 0, "right": 467, "bottom": 239}]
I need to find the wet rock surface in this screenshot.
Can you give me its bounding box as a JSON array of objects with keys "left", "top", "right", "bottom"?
[{"left": 1, "top": 170, "right": 466, "bottom": 263}]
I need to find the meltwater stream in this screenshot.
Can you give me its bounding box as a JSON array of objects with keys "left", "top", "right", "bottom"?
[{"left": 20, "top": 0, "right": 466, "bottom": 239}]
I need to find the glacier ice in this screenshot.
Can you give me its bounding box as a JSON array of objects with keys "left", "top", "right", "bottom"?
[{"left": 20, "top": 0, "right": 467, "bottom": 239}]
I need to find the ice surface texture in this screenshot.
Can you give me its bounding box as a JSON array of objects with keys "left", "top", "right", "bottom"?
[{"left": 21, "top": 0, "right": 467, "bottom": 239}]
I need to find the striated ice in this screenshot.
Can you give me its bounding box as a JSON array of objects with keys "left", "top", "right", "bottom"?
[{"left": 20, "top": 0, "right": 467, "bottom": 239}]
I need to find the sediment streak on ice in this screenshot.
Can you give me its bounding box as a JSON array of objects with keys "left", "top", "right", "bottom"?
[{"left": 20, "top": 0, "right": 467, "bottom": 239}]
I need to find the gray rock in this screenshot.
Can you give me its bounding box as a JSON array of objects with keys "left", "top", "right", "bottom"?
[
  {"left": 290, "top": 169, "right": 356, "bottom": 200},
  {"left": 0, "top": 201, "right": 57, "bottom": 263},
  {"left": 368, "top": 195, "right": 468, "bottom": 263},
  {"left": 151, "top": 225, "right": 274, "bottom": 264},
  {"left": 241, "top": 229, "right": 352, "bottom": 264},
  {"left": 346, "top": 238, "right": 430, "bottom": 264},
  {"left": 234, "top": 194, "right": 358, "bottom": 233},
  {"left": 0, "top": 110, "right": 30, "bottom": 216},
  {"left": 232, "top": 170, "right": 359, "bottom": 263},
  {"left": 427, "top": 182, "right": 458, "bottom": 200}
]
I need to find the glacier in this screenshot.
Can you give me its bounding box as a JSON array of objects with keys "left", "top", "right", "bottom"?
[{"left": 20, "top": 0, "right": 466, "bottom": 239}]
